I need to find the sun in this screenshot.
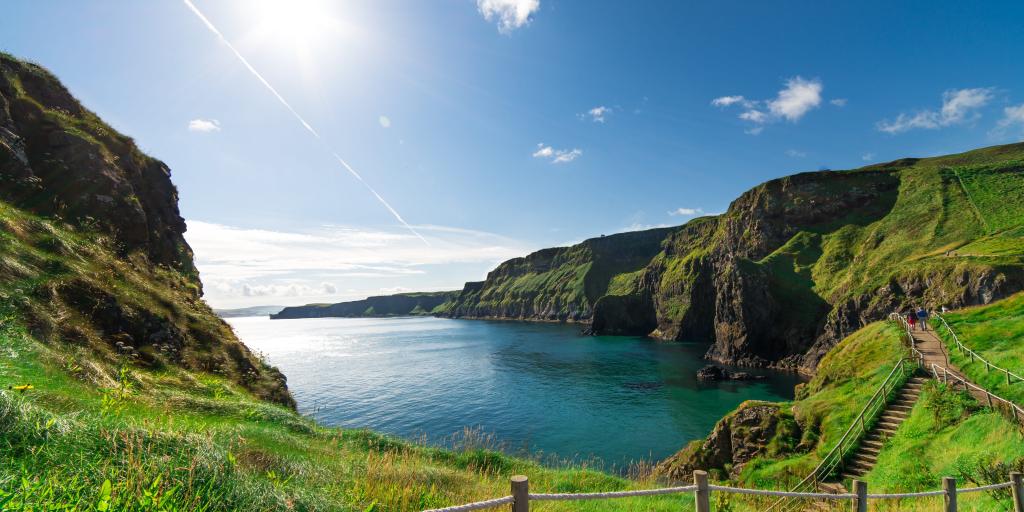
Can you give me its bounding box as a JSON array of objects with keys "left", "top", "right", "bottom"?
[{"left": 249, "top": 0, "right": 338, "bottom": 51}]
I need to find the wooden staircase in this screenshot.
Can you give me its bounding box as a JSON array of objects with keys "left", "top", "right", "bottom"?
[{"left": 839, "top": 376, "right": 926, "bottom": 480}]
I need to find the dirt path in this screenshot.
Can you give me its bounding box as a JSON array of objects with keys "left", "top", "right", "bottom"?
[{"left": 910, "top": 325, "right": 990, "bottom": 403}]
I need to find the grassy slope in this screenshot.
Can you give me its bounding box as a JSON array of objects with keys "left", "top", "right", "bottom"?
[
  {"left": 788, "top": 148, "right": 1024, "bottom": 306},
  {"left": 934, "top": 291, "right": 1024, "bottom": 405},
  {"left": 632, "top": 145, "right": 1024, "bottom": 355},
  {"left": 737, "top": 322, "right": 909, "bottom": 489},
  {"left": 865, "top": 382, "right": 1024, "bottom": 511},
  {"left": 733, "top": 317, "right": 1023, "bottom": 510},
  {"left": 0, "top": 322, "right": 702, "bottom": 511},
  {"left": 443, "top": 227, "right": 675, "bottom": 321}
]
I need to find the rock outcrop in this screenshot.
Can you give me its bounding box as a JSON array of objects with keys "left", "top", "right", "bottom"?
[
  {"left": 655, "top": 401, "right": 799, "bottom": 481},
  {"left": 0, "top": 52, "right": 293, "bottom": 408}
]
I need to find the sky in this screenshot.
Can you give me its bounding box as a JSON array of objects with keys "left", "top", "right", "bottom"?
[{"left": 3, "top": 0, "right": 1024, "bottom": 308}]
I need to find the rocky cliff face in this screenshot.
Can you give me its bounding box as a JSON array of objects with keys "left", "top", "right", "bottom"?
[
  {"left": 0, "top": 53, "right": 293, "bottom": 407},
  {"left": 272, "top": 291, "right": 457, "bottom": 319},
  {"left": 654, "top": 401, "right": 799, "bottom": 481},
  {"left": 0, "top": 54, "right": 195, "bottom": 280},
  {"left": 439, "top": 227, "right": 676, "bottom": 322},
  {"left": 444, "top": 144, "right": 1024, "bottom": 375}
]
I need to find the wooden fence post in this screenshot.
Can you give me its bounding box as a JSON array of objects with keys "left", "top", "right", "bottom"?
[
  {"left": 943, "top": 476, "right": 957, "bottom": 512},
  {"left": 1010, "top": 472, "right": 1023, "bottom": 512},
  {"left": 853, "top": 479, "right": 867, "bottom": 512},
  {"left": 694, "top": 470, "right": 710, "bottom": 512},
  {"left": 511, "top": 475, "right": 528, "bottom": 512}
]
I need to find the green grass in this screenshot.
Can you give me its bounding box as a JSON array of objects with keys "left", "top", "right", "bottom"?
[
  {"left": 0, "top": 319, "right": 703, "bottom": 511},
  {"left": 933, "top": 291, "right": 1024, "bottom": 405},
  {"left": 864, "top": 381, "right": 1024, "bottom": 511},
  {"left": 737, "top": 321, "right": 909, "bottom": 489}
]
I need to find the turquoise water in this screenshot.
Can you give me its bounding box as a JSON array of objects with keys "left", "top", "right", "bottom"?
[{"left": 228, "top": 316, "right": 799, "bottom": 468}]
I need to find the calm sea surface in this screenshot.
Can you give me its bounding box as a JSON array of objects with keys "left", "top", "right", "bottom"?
[{"left": 228, "top": 316, "right": 800, "bottom": 467}]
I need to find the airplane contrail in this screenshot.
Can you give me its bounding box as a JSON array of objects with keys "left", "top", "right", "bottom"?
[{"left": 182, "top": 0, "right": 429, "bottom": 245}]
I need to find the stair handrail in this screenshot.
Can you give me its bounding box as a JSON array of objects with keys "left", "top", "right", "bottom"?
[
  {"left": 770, "top": 316, "right": 921, "bottom": 511},
  {"left": 890, "top": 312, "right": 927, "bottom": 366},
  {"left": 934, "top": 313, "right": 1024, "bottom": 385},
  {"left": 770, "top": 358, "right": 918, "bottom": 510},
  {"left": 927, "top": 362, "right": 1024, "bottom": 426}
]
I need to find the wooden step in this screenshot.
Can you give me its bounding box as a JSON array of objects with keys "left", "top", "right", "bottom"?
[
  {"left": 858, "top": 446, "right": 881, "bottom": 456},
  {"left": 851, "top": 452, "right": 878, "bottom": 462},
  {"left": 862, "top": 439, "right": 884, "bottom": 449}
]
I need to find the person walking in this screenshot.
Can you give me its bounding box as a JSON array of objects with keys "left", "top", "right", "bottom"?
[
  {"left": 917, "top": 307, "right": 929, "bottom": 331},
  {"left": 907, "top": 311, "right": 917, "bottom": 330}
]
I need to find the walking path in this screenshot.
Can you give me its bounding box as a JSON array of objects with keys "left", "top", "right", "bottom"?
[{"left": 911, "top": 325, "right": 993, "bottom": 405}]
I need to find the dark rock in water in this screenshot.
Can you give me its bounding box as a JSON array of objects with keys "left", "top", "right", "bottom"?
[
  {"left": 623, "top": 381, "right": 663, "bottom": 390},
  {"left": 696, "top": 364, "right": 766, "bottom": 382}
]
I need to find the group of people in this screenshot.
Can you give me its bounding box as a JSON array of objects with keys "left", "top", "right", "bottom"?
[{"left": 906, "top": 306, "right": 930, "bottom": 330}]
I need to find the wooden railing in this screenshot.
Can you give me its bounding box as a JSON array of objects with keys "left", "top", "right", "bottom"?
[
  {"left": 770, "top": 358, "right": 919, "bottom": 510},
  {"left": 769, "top": 315, "right": 923, "bottom": 511},
  {"left": 935, "top": 313, "right": 1024, "bottom": 386},
  {"left": 422, "top": 472, "right": 1024, "bottom": 512},
  {"left": 928, "top": 362, "right": 1024, "bottom": 426}
]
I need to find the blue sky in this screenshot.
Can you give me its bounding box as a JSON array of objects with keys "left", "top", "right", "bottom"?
[{"left": 4, "top": 1, "right": 1024, "bottom": 307}]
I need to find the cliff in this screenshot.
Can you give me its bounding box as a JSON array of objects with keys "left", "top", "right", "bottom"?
[
  {"left": 438, "top": 227, "right": 677, "bottom": 322},
  {"left": 443, "top": 144, "right": 1024, "bottom": 374},
  {"left": 271, "top": 291, "right": 457, "bottom": 319},
  {"left": 0, "top": 53, "right": 293, "bottom": 407}
]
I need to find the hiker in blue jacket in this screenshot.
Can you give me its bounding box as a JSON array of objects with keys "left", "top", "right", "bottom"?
[{"left": 916, "top": 307, "right": 929, "bottom": 331}]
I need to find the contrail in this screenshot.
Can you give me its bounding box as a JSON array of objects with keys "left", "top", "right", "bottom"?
[{"left": 182, "top": 0, "right": 429, "bottom": 245}]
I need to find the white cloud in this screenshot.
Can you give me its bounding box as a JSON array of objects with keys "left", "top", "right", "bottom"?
[
  {"left": 378, "top": 115, "right": 391, "bottom": 128},
  {"left": 533, "top": 143, "right": 581, "bottom": 164},
  {"left": 477, "top": 0, "right": 539, "bottom": 33},
  {"left": 711, "top": 95, "right": 752, "bottom": 108},
  {"left": 768, "top": 77, "right": 823, "bottom": 122},
  {"left": 739, "top": 109, "right": 768, "bottom": 123},
  {"left": 862, "top": 152, "right": 875, "bottom": 161},
  {"left": 185, "top": 220, "right": 530, "bottom": 307},
  {"left": 713, "top": 77, "right": 823, "bottom": 134},
  {"left": 532, "top": 144, "right": 554, "bottom": 158},
  {"left": 584, "top": 106, "right": 612, "bottom": 123},
  {"left": 668, "top": 207, "right": 704, "bottom": 216},
  {"left": 188, "top": 118, "right": 221, "bottom": 132},
  {"left": 552, "top": 148, "right": 582, "bottom": 163},
  {"left": 877, "top": 88, "right": 994, "bottom": 134},
  {"left": 993, "top": 104, "right": 1024, "bottom": 138},
  {"left": 830, "top": 98, "right": 848, "bottom": 107},
  {"left": 785, "top": 149, "right": 807, "bottom": 158}
]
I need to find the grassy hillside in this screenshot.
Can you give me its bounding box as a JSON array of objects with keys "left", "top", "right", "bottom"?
[
  {"left": 440, "top": 227, "right": 676, "bottom": 322},
  {"left": 865, "top": 382, "right": 1024, "bottom": 511},
  {"left": 594, "top": 144, "right": 1024, "bottom": 373},
  {"left": 659, "top": 313, "right": 1024, "bottom": 510},
  {"left": 934, "top": 291, "right": 1024, "bottom": 404},
  {"left": 1, "top": 316, "right": 702, "bottom": 511},
  {"left": 271, "top": 291, "right": 458, "bottom": 320}
]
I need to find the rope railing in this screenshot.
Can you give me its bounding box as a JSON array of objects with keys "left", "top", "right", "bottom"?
[
  {"left": 424, "top": 472, "right": 1024, "bottom": 511},
  {"left": 935, "top": 313, "right": 1024, "bottom": 386},
  {"left": 929, "top": 362, "right": 1024, "bottom": 425}
]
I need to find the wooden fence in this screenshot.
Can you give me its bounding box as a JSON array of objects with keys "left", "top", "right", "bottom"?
[{"left": 424, "top": 472, "right": 1024, "bottom": 512}]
